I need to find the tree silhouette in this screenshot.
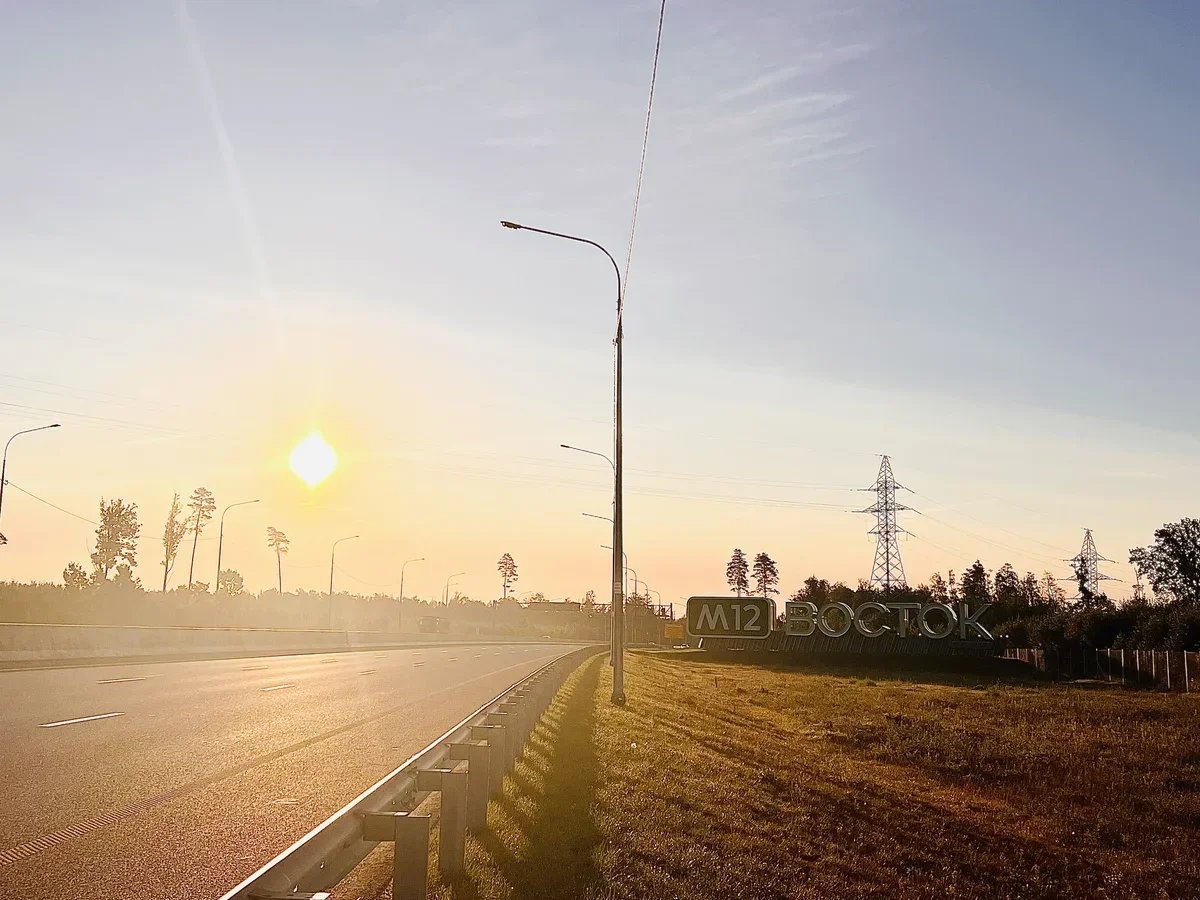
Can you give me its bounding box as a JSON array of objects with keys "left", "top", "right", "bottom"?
[
  {"left": 927, "top": 572, "right": 949, "bottom": 602},
  {"left": 1130, "top": 518, "right": 1200, "bottom": 605},
  {"left": 266, "top": 526, "right": 290, "bottom": 595},
  {"left": 751, "top": 551, "right": 780, "bottom": 599},
  {"left": 497, "top": 552, "right": 518, "bottom": 599},
  {"left": 113, "top": 562, "right": 141, "bottom": 590},
  {"left": 1041, "top": 572, "right": 1067, "bottom": 610},
  {"left": 217, "top": 568, "right": 244, "bottom": 595},
  {"left": 726, "top": 548, "right": 749, "bottom": 597},
  {"left": 90, "top": 497, "right": 140, "bottom": 581},
  {"left": 160, "top": 492, "right": 188, "bottom": 592},
  {"left": 63, "top": 562, "right": 88, "bottom": 589},
  {"left": 186, "top": 487, "right": 216, "bottom": 589},
  {"left": 960, "top": 560, "right": 990, "bottom": 606},
  {"left": 582, "top": 589, "right": 597, "bottom": 611}
]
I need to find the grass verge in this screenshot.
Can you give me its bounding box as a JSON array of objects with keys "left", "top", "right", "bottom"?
[{"left": 425, "top": 652, "right": 1200, "bottom": 899}]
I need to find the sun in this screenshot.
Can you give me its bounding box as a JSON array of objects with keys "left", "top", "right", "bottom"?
[{"left": 290, "top": 432, "right": 338, "bottom": 487}]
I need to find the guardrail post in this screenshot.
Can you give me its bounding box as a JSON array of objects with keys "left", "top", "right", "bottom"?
[
  {"left": 448, "top": 740, "right": 491, "bottom": 831},
  {"left": 499, "top": 700, "right": 525, "bottom": 751},
  {"left": 486, "top": 710, "right": 516, "bottom": 770},
  {"left": 363, "top": 811, "right": 431, "bottom": 900},
  {"left": 470, "top": 723, "right": 507, "bottom": 795},
  {"left": 417, "top": 761, "right": 469, "bottom": 876}
]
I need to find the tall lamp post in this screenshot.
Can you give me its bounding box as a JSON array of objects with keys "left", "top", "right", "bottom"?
[
  {"left": 328, "top": 535, "right": 359, "bottom": 629},
  {"left": 397, "top": 557, "right": 424, "bottom": 633},
  {"left": 0, "top": 424, "right": 61, "bottom": 545},
  {"left": 502, "top": 221, "right": 624, "bottom": 703},
  {"left": 444, "top": 572, "right": 465, "bottom": 605},
  {"left": 215, "top": 499, "right": 259, "bottom": 592}
]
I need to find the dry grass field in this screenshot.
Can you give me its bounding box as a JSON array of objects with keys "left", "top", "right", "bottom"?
[{"left": 418, "top": 651, "right": 1200, "bottom": 900}]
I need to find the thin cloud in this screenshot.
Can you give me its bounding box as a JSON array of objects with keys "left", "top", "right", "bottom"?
[
  {"left": 719, "top": 65, "right": 802, "bottom": 102},
  {"left": 174, "top": 0, "right": 282, "bottom": 343}
]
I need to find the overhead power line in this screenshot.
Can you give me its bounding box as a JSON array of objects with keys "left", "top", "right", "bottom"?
[
  {"left": 620, "top": 0, "right": 668, "bottom": 316},
  {"left": 4, "top": 482, "right": 98, "bottom": 525}
]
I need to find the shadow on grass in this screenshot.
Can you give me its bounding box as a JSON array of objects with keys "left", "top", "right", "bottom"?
[{"left": 463, "top": 655, "right": 604, "bottom": 899}]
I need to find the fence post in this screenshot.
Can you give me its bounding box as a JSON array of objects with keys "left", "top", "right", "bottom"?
[
  {"left": 1121, "top": 649, "right": 1125, "bottom": 686},
  {"left": 1167, "top": 651, "right": 1171, "bottom": 691},
  {"left": 1186, "top": 652, "right": 1191, "bottom": 693},
  {"left": 1152, "top": 651, "right": 1157, "bottom": 685}
]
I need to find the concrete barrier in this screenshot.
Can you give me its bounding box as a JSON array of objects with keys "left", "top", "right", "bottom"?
[{"left": 0, "top": 622, "right": 564, "bottom": 666}]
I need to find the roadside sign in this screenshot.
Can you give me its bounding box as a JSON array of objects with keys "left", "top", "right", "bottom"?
[
  {"left": 686, "top": 596, "right": 774, "bottom": 639},
  {"left": 663, "top": 622, "right": 685, "bottom": 640}
]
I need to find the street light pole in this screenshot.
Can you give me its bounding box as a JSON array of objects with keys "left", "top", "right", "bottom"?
[
  {"left": 444, "top": 572, "right": 464, "bottom": 605},
  {"left": 0, "top": 424, "right": 61, "bottom": 546},
  {"left": 506, "top": 220, "right": 625, "bottom": 703},
  {"left": 398, "top": 557, "right": 424, "bottom": 634},
  {"left": 328, "top": 535, "right": 360, "bottom": 629},
  {"left": 214, "top": 499, "right": 259, "bottom": 592},
  {"left": 560, "top": 444, "right": 615, "bottom": 470}
]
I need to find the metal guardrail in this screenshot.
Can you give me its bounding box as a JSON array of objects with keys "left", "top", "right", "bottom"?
[{"left": 219, "top": 645, "right": 602, "bottom": 900}]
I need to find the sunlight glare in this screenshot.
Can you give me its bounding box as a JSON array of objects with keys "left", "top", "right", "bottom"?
[{"left": 290, "top": 432, "right": 338, "bottom": 487}]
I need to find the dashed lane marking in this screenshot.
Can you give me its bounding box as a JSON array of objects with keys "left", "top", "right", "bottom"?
[
  {"left": 261, "top": 684, "right": 296, "bottom": 692},
  {"left": 1, "top": 655, "right": 546, "bottom": 869}
]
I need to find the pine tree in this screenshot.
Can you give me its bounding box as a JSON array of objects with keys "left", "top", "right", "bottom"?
[
  {"left": 186, "top": 487, "right": 216, "bottom": 589},
  {"left": 267, "top": 527, "right": 290, "bottom": 595},
  {"left": 497, "top": 553, "right": 518, "bottom": 599},
  {"left": 726, "top": 548, "right": 749, "bottom": 597},
  {"left": 752, "top": 552, "right": 780, "bottom": 599}
]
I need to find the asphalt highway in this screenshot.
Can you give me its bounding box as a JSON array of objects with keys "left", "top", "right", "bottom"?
[{"left": 0, "top": 642, "right": 579, "bottom": 899}]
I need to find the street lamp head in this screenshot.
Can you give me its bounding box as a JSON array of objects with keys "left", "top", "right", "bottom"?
[{"left": 500, "top": 220, "right": 523, "bottom": 230}]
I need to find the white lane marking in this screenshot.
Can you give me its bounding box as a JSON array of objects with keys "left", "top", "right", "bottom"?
[
  {"left": 96, "top": 674, "right": 163, "bottom": 684},
  {"left": 242, "top": 665, "right": 269, "bottom": 671},
  {"left": 39, "top": 712, "right": 124, "bottom": 728},
  {"left": 359, "top": 669, "right": 377, "bottom": 676},
  {"left": 320, "top": 659, "right": 338, "bottom": 664},
  {"left": 375, "top": 654, "right": 386, "bottom": 658},
  {"left": 473, "top": 655, "right": 482, "bottom": 659},
  {"left": 447, "top": 657, "right": 457, "bottom": 661},
  {"left": 261, "top": 683, "right": 296, "bottom": 692},
  {"left": 413, "top": 662, "right": 425, "bottom": 668}
]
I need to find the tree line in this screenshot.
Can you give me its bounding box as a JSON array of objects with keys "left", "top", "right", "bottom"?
[
  {"left": 720, "top": 517, "right": 1200, "bottom": 651},
  {"left": 62, "top": 488, "right": 293, "bottom": 596}
]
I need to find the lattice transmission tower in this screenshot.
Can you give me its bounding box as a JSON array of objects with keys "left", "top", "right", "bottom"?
[
  {"left": 1066, "top": 528, "right": 1115, "bottom": 599},
  {"left": 857, "top": 455, "right": 910, "bottom": 593}
]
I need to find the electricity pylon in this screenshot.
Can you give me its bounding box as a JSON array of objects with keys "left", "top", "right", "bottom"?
[
  {"left": 1066, "top": 528, "right": 1116, "bottom": 600},
  {"left": 857, "top": 455, "right": 910, "bottom": 593}
]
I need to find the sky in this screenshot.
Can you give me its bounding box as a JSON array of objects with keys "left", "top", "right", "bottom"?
[{"left": 2, "top": 0, "right": 1199, "bottom": 609}]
